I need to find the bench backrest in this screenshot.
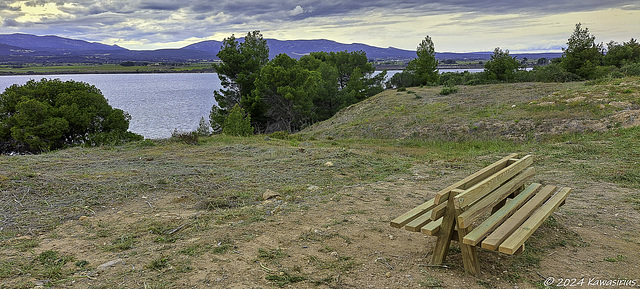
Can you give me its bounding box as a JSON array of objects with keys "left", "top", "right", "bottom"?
[{"left": 453, "top": 154, "right": 534, "bottom": 229}]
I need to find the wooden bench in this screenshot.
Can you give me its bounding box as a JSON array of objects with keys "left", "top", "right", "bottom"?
[{"left": 390, "top": 154, "right": 571, "bottom": 275}]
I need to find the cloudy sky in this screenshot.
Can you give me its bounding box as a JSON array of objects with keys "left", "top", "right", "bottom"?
[{"left": 0, "top": 0, "right": 638, "bottom": 52}]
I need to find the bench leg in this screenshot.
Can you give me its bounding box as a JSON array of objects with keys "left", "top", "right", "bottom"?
[
  {"left": 457, "top": 225, "right": 480, "bottom": 276},
  {"left": 431, "top": 197, "right": 457, "bottom": 265}
]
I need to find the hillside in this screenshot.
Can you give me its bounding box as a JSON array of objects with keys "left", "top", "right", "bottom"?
[
  {"left": 301, "top": 79, "right": 640, "bottom": 141},
  {"left": 1, "top": 79, "right": 639, "bottom": 288}
]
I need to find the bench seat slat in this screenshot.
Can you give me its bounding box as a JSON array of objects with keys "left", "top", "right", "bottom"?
[
  {"left": 454, "top": 155, "right": 534, "bottom": 210},
  {"left": 430, "top": 201, "right": 449, "bottom": 220},
  {"left": 420, "top": 217, "right": 443, "bottom": 236},
  {"left": 390, "top": 198, "right": 436, "bottom": 228},
  {"left": 404, "top": 209, "right": 436, "bottom": 232},
  {"left": 457, "top": 167, "right": 535, "bottom": 228},
  {"left": 462, "top": 183, "right": 542, "bottom": 246},
  {"left": 499, "top": 187, "right": 572, "bottom": 254},
  {"left": 481, "top": 185, "right": 557, "bottom": 251}
]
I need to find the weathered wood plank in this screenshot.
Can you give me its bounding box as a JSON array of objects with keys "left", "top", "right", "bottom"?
[
  {"left": 433, "top": 153, "right": 518, "bottom": 204},
  {"left": 404, "top": 209, "right": 435, "bottom": 232},
  {"left": 390, "top": 198, "right": 436, "bottom": 228},
  {"left": 457, "top": 208, "right": 480, "bottom": 275},
  {"left": 499, "top": 187, "right": 572, "bottom": 254},
  {"left": 481, "top": 185, "right": 557, "bottom": 251},
  {"left": 430, "top": 200, "right": 450, "bottom": 220},
  {"left": 431, "top": 194, "right": 457, "bottom": 265},
  {"left": 457, "top": 167, "right": 535, "bottom": 228},
  {"left": 463, "top": 183, "right": 542, "bottom": 246},
  {"left": 454, "top": 155, "right": 533, "bottom": 210},
  {"left": 421, "top": 217, "right": 443, "bottom": 235}
]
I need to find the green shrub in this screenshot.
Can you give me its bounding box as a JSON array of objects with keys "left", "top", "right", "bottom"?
[
  {"left": 439, "top": 85, "right": 459, "bottom": 95},
  {"left": 268, "top": 131, "right": 290, "bottom": 140},
  {"left": 222, "top": 104, "right": 254, "bottom": 136},
  {"left": 171, "top": 130, "right": 199, "bottom": 145},
  {"left": 0, "top": 79, "right": 140, "bottom": 154},
  {"left": 621, "top": 62, "right": 640, "bottom": 76}
]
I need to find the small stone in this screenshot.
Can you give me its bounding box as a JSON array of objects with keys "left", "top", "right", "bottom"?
[
  {"left": 16, "top": 235, "right": 32, "bottom": 240},
  {"left": 389, "top": 234, "right": 395, "bottom": 240},
  {"left": 262, "top": 189, "right": 280, "bottom": 200},
  {"left": 324, "top": 161, "right": 334, "bottom": 167},
  {"left": 78, "top": 216, "right": 89, "bottom": 221},
  {"left": 307, "top": 185, "right": 320, "bottom": 191},
  {"left": 386, "top": 272, "right": 392, "bottom": 278},
  {"left": 97, "top": 259, "right": 123, "bottom": 271},
  {"left": 330, "top": 251, "right": 339, "bottom": 257}
]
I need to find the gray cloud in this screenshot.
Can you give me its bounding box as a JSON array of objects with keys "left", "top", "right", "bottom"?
[{"left": 0, "top": 0, "right": 638, "bottom": 51}]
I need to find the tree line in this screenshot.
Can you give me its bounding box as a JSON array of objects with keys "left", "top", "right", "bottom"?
[
  {"left": 210, "top": 31, "right": 386, "bottom": 135},
  {"left": 391, "top": 23, "right": 640, "bottom": 88}
]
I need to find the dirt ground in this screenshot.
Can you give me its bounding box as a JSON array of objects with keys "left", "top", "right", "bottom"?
[{"left": 4, "top": 159, "right": 639, "bottom": 289}]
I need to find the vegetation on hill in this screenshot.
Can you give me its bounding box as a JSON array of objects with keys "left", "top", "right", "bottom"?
[
  {"left": 211, "top": 31, "right": 386, "bottom": 134},
  {"left": 210, "top": 24, "right": 639, "bottom": 138}
]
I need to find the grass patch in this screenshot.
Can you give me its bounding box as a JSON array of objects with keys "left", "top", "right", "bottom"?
[
  {"left": 265, "top": 272, "right": 306, "bottom": 287},
  {"left": 100, "top": 234, "right": 137, "bottom": 252},
  {"left": 147, "top": 256, "right": 170, "bottom": 270},
  {"left": 604, "top": 255, "right": 627, "bottom": 262},
  {"left": 257, "top": 248, "right": 288, "bottom": 260}
]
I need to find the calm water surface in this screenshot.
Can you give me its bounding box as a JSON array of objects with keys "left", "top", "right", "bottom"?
[{"left": 0, "top": 73, "right": 220, "bottom": 139}]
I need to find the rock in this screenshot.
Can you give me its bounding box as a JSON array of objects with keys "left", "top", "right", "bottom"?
[
  {"left": 324, "top": 161, "right": 334, "bottom": 167},
  {"left": 16, "top": 235, "right": 31, "bottom": 240},
  {"left": 307, "top": 185, "right": 320, "bottom": 191},
  {"left": 262, "top": 189, "right": 280, "bottom": 200},
  {"left": 386, "top": 272, "right": 392, "bottom": 278},
  {"left": 78, "top": 216, "right": 89, "bottom": 221},
  {"left": 97, "top": 259, "right": 123, "bottom": 271}
]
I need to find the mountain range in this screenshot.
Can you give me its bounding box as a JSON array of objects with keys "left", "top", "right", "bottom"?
[{"left": 0, "top": 33, "right": 562, "bottom": 64}]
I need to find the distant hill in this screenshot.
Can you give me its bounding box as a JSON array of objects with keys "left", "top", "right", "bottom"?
[
  {"left": 0, "top": 33, "right": 562, "bottom": 65},
  {"left": 0, "top": 33, "right": 124, "bottom": 52},
  {"left": 183, "top": 38, "right": 417, "bottom": 60}
]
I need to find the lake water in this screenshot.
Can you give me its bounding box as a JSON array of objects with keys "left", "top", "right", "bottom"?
[
  {"left": 0, "top": 69, "right": 491, "bottom": 139},
  {"left": 0, "top": 73, "right": 220, "bottom": 139}
]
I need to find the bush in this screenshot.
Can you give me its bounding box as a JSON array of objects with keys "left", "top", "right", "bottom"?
[
  {"left": 222, "top": 104, "right": 253, "bottom": 136},
  {"left": 439, "top": 85, "right": 459, "bottom": 95},
  {"left": 621, "top": 62, "right": 640, "bottom": 76},
  {"left": 0, "top": 79, "right": 141, "bottom": 154},
  {"left": 268, "top": 131, "right": 290, "bottom": 140},
  {"left": 532, "top": 64, "right": 580, "bottom": 83},
  {"left": 171, "top": 130, "right": 200, "bottom": 145}
]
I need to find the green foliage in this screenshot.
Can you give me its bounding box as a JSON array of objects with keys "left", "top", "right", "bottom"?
[
  {"left": 621, "top": 62, "right": 640, "bottom": 76},
  {"left": 211, "top": 33, "right": 384, "bottom": 134},
  {"left": 405, "top": 35, "right": 439, "bottom": 86},
  {"left": 531, "top": 63, "right": 580, "bottom": 82},
  {"left": 390, "top": 35, "right": 438, "bottom": 88},
  {"left": 0, "top": 78, "right": 141, "bottom": 154},
  {"left": 147, "top": 256, "right": 170, "bottom": 270},
  {"left": 484, "top": 47, "right": 522, "bottom": 82},
  {"left": 222, "top": 104, "right": 254, "bottom": 136},
  {"left": 388, "top": 71, "right": 417, "bottom": 88},
  {"left": 268, "top": 130, "right": 290, "bottom": 140},
  {"left": 171, "top": 130, "right": 200, "bottom": 145},
  {"left": 439, "top": 85, "right": 459, "bottom": 95},
  {"left": 561, "top": 23, "right": 604, "bottom": 79},
  {"left": 211, "top": 31, "right": 269, "bottom": 132}
]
